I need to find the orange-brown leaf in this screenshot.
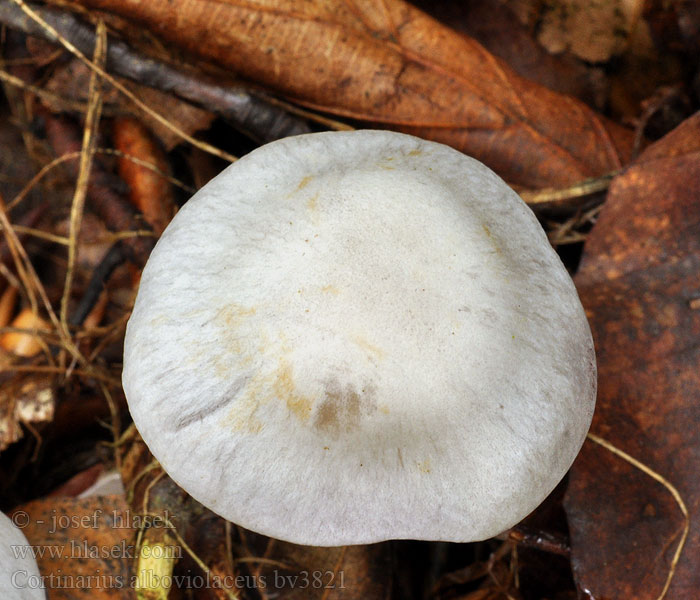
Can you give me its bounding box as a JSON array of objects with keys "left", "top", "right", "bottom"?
[
  {"left": 68, "top": 0, "right": 632, "bottom": 188},
  {"left": 564, "top": 112, "right": 700, "bottom": 598},
  {"left": 13, "top": 496, "right": 137, "bottom": 599},
  {"left": 0, "top": 308, "right": 50, "bottom": 357},
  {"left": 113, "top": 116, "right": 177, "bottom": 235}
]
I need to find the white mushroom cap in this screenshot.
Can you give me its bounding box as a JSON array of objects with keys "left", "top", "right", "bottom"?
[
  {"left": 123, "top": 130, "right": 596, "bottom": 546},
  {"left": 0, "top": 512, "right": 45, "bottom": 599}
]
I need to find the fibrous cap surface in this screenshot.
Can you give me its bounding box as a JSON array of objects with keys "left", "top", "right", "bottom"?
[{"left": 123, "top": 130, "right": 596, "bottom": 546}]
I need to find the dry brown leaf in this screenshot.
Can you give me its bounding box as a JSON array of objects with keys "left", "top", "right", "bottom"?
[
  {"left": 414, "top": 0, "right": 607, "bottom": 109},
  {"left": 564, "top": 112, "right": 700, "bottom": 598},
  {"left": 535, "top": 0, "right": 644, "bottom": 62},
  {"left": 13, "top": 495, "right": 137, "bottom": 599},
  {"left": 66, "top": 0, "right": 633, "bottom": 188}
]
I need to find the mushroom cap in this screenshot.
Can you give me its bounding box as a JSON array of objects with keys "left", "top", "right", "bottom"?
[
  {"left": 123, "top": 130, "right": 596, "bottom": 546},
  {"left": 0, "top": 512, "right": 45, "bottom": 599}
]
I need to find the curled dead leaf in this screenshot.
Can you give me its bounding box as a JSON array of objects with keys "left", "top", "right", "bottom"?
[{"left": 67, "top": 0, "right": 633, "bottom": 188}]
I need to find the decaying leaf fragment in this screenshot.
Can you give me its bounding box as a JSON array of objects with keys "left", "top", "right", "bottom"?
[
  {"left": 565, "top": 112, "right": 700, "bottom": 598},
  {"left": 0, "top": 373, "right": 54, "bottom": 451},
  {"left": 65, "top": 0, "right": 633, "bottom": 188},
  {"left": 15, "top": 495, "right": 137, "bottom": 600},
  {"left": 535, "top": 0, "right": 644, "bottom": 62}
]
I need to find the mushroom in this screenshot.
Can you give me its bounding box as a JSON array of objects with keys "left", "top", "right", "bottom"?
[
  {"left": 0, "top": 511, "right": 45, "bottom": 598},
  {"left": 123, "top": 130, "right": 596, "bottom": 546}
]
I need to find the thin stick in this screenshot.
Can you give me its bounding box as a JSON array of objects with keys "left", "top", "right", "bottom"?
[
  {"left": 260, "top": 93, "right": 353, "bottom": 131},
  {"left": 521, "top": 171, "right": 619, "bottom": 208},
  {"left": 69, "top": 242, "right": 125, "bottom": 326},
  {"left": 9, "top": 0, "right": 237, "bottom": 163}
]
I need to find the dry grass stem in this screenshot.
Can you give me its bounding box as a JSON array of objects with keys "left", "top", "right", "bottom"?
[
  {"left": 59, "top": 18, "right": 106, "bottom": 333},
  {"left": 521, "top": 171, "right": 618, "bottom": 208}
]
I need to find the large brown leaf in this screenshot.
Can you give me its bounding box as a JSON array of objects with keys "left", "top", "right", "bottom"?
[
  {"left": 63, "top": 0, "right": 632, "bottom": 188},
  {"left": 564, "top": 112, "right": 700, "bottom": 598},
  {"left": 14, "top": 495, "right": 137, "bottom": 599}
]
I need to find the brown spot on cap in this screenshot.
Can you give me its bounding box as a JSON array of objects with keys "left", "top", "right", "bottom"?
[{"left": 314, "top": 379, "right": 376, "bottom": 434}]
